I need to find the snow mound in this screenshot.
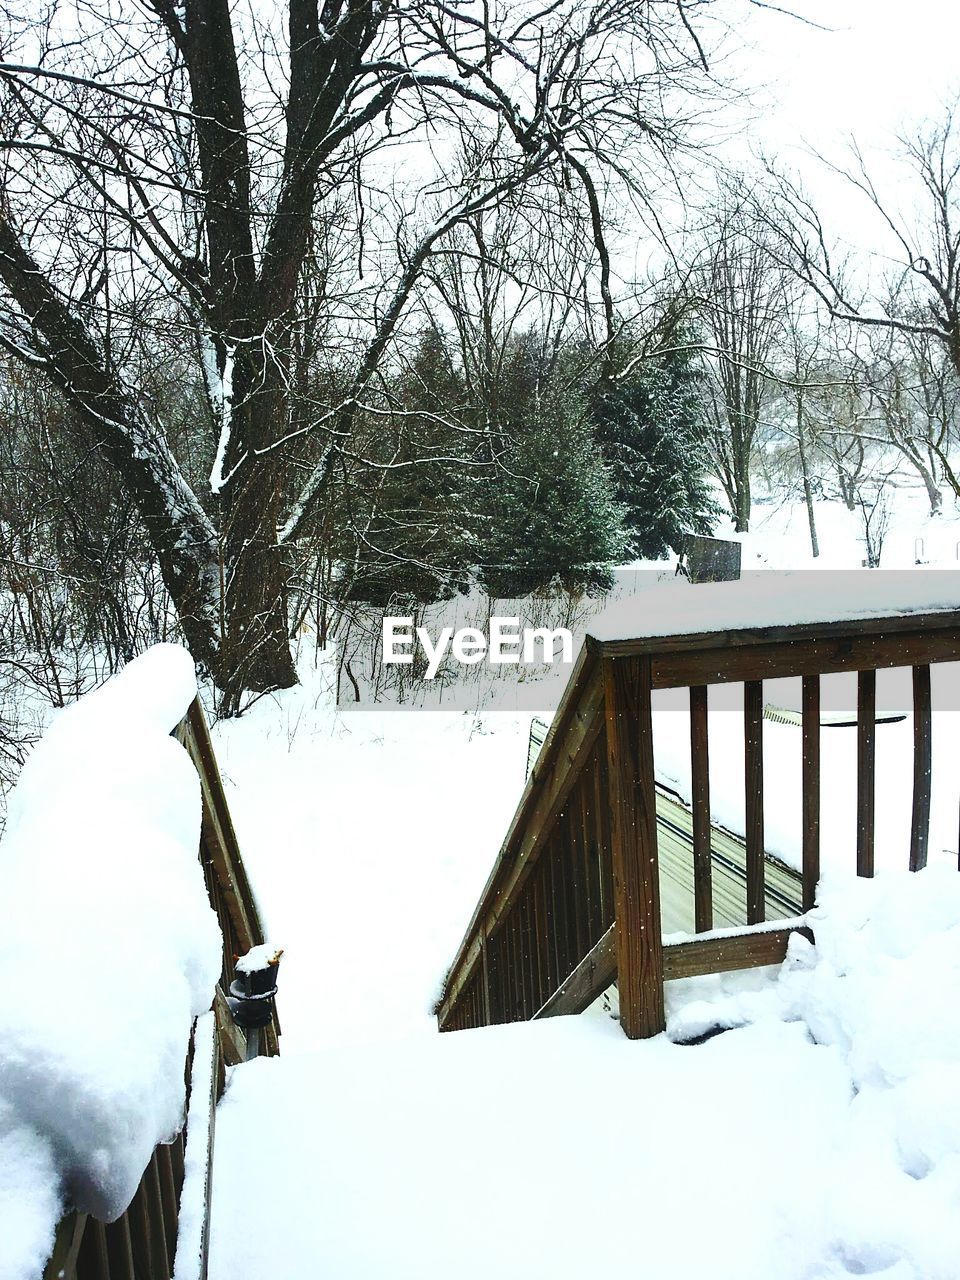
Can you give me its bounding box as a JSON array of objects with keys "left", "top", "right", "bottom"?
[
  {"left": 667, "top": 866, "right": 960, "bottom": 1278},
  {"left": 0, "top": 643, "right": 222, "bottom": 1274},
  {"left": 210, "top": 866, "right": 960, "bottom": 1280}
]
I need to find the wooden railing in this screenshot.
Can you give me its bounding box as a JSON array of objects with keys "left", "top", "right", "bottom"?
[
  {"left": 45, "top": 697, "right": 276, "bottom": 1280},
  {"left": 436, "top": 608, "right": 960, "bottom": 1040}
]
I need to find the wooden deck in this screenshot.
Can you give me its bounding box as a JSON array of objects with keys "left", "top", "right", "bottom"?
[
  {"left": 526, "top": 719, "right": 802, "bottom": 933},
  {"left": 437, "top": 605, "right": 960, "bottom": 1039}
]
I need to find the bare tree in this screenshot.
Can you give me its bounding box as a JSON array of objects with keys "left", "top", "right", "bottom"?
[
  {"left": 850, "top": 315, "right": 956, "bottom": 515},
  {"left": 0, "top": 0, "right": 729, "bottom": 707},
  {"left": 767, "top": 102, "right": 960, "bottom": 381},
  {"left": 691, "top": 187, "right": 792, "bottom": 531}
]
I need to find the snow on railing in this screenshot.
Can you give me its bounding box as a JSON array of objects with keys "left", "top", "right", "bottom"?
[
  {"left": 0, "top": 646, "right": 278, "bottom": 1280},
  {"left": 437, "top": 599, "right": 960, "bottom": 1040}
]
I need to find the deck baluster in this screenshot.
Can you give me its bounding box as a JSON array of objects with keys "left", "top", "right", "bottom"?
[
  {"left": 910, "top": 664, "right": 932, "bottom": 871},
  {"left": 689, "top": 685, "right": 712, "bottom": 932},
  {"left": 857, "top": 670, "right": 877, "bottom": 877},
  {"left": 744, "top": 681, "right": 765, "bottom": 924},
  {"left": 801, "top": 675, "right": 821, "bottom": 911}
]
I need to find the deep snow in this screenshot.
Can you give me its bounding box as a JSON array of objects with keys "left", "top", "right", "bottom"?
[
  {"left": 205, "top": 641, "right": 960, "bottom": 1279},
  {"left": 3, "top": 488, "right": 960, "bottom": 1278},
  {"left": 0, "top": 647, "right": 221, "bottom": 1280}
]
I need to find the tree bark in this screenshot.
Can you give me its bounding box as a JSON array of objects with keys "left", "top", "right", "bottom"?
[
  {"left": 796, "top": 394, "right": 820, "bottom": 558},
  {"left": 0, "top": 212, "right": 227, "bottom": 679}
]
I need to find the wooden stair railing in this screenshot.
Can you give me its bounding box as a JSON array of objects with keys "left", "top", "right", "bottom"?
[
  {"left": 45, "top": 696, "right": 276, "bottom": 1280},
  {"left": 436, "top": 608, "right": 960, "bottom": 1040}
]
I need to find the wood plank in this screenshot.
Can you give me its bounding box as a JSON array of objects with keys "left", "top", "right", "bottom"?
[
  {"left": 534, "top": 919, "right": 814, "bottom": 1019},
  {"left": 177, "top": 702, "right": 262, "bottom": 955},
  {"left": 144, "top": 1153, "right": 172, "bottom": 1279},
  {"left": 104, "top": 1212, "right": 136, "bottom": 1280},
  {"left": 43, "top": 1213, "right": 87, "bottom": 1280},
  {"left": 157, "top": 1140, "right": 180, "bottom": 1263},
  {"left": 744, "top": 680, "right": 765, "bottom": 925},
  {"left": 88, "top": 1219, "right": 110, "bottom": 1280},
  {"left": 534, "top": 925, "right": 617, "bottom": 1019},
  {"left": 802, "top": 675, "right": 821, "bottom": 912},
  {"left": 603, "top": 655, "right": 664, "bottom": 1039},
  {"left": 578, "top": 780, "right": 599, "bottom": 944},
  {"left": 910, "top": 664, "right": 932, "bottom": 871},
  {"left": 213, "top": 984, "right": 248, "bottom": 1067},
  {"left": 479, "top": 933, "right": 492, "bottom": 1026},
  {"left": 126, "top": 1179, "right": 154, "bottom": 1278},
  {"left": 640, "top": 628, "right": 960, "bottom": 690},
  {"left": 662, "top": 922, "right": 814, "bottom": 981},
  {"left": 857, "top": 670, "right": 876, "bottom": 877},
  {"left": 435, "top": 659, "right": 604, "bottom": 1024},
  {"left": 689, "top": 685, "right": 712, "bottom": 932},
  {"left": 590, "top": 606, "right": 960, "bottom": 663}
]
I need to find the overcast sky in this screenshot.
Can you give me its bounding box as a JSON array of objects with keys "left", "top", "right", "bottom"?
[
  {"left": 624, "top": 1, "right": 960, "bottom": 279},
  {"left": 741, "top": 0, "right": 960, "bottom": 158}
]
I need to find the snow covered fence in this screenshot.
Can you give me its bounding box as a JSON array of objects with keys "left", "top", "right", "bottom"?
[
  {"left": 438, "top": 593, "right": 960, "bottom": 1042},
  {"left": 0, "top": 646, "right": 279, "bottom": 1280}
]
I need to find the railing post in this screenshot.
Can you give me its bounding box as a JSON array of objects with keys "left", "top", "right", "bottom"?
[
  {"left": 744, "top": 680, "right": 765, "bottom": 924},
  {"left": 910, "top": 664, "right": 932, "bottom": 871},
  {"left": 689, "top": 685, "right": 713, "bottom": 932},
  {"left": 602, "top": 655, "right": 664, "bottom": 1040},
  {"left": 801, "top": 675, "right": 821, "bottom": 912},
  {"left": 857, "top": 670, "right": 877, "bottom": 877}
]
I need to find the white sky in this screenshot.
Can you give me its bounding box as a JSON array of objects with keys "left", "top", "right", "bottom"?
[
  {"left": 738, "top": 0, "right": 960, "bottom": 170},
  {"left": 618, "top": 1, "right": 960, "bottom": 285}
]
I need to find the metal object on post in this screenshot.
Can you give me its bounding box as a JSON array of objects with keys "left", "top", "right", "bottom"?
[{"left": 227, "top": 945, "right": 282, "bottom": 1061}]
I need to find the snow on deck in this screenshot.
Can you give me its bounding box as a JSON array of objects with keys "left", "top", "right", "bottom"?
[
  {"left": 208, "top": 869, "right": 960, "bottom": 1280},
  {"left": 588, "top": 569, "right": 960, "bottom": 643},
  {"left": 207, "top": 666, "right": 960, "bottom": 1280}
]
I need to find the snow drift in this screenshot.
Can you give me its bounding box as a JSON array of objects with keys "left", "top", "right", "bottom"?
[
  {"left": 210, "top": 867, "right": 960, "bottom": 1280},
  {"left": 0, "top": 645, "right": 221, "bottom": 1280}
]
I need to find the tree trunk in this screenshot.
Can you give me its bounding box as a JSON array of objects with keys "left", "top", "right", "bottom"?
[
  {"left": 219, "top": 473, "right": 297, "bottom": 711},
  {"left": 920, "top": 467, "right": 943, "bottom": 516},
  {"left": 0, "top": 212, "right": 299, "bottom": 705},
  {"left": 733, "top": 455, "right": 751, "bottom": 532},
  {"left": 796, "top": 398, "right": 820, "bottom": 558}
]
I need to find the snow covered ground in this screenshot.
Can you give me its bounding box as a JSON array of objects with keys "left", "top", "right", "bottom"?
[
  {"left": 202, "top": 490, "right": 960, "bottom": 1277},
  {"left": 4, "top": 488, "right": 960, "bottom": 1278},
  {"left": 205, "top": 649, "right": 960, "bottom": 1278}
]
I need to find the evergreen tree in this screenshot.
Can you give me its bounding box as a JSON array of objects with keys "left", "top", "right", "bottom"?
[
  {"left": 339, "top": 328, "right": 476, "bottom": 607},
  {"left": 476, "top": 391, "right": 628, "bottom": 599},
  {"left": 591, "top": 332, "right": 718, "bottom": 559}
]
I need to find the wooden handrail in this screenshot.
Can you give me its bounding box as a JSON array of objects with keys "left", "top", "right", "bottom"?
[
  {"left": 437, "top": 606, "right": 960, "bottom": 1039},
  {"left": 44, "top": 696, "right": 276, "bottom": 1280}
]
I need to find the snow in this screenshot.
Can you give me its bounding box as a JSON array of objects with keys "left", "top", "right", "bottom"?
[
  {"left": 199, "top": 632, "right": 960, "bottom": 1279},
  {"left": 0, "top": 644, "right": 221, "bottom": 1274},
  {"left": 6, "top": 488, "right": 960, "bottom": 1276},
  {"left": 208, "top": 863, "right": 960, "bottom": 1280},
  {"left": 210, "top": 1016, "right": 850, "bottom": 1280},
  {"left": 207, "top": 343, "right": 235, "bottom": 497},
  {"left": 172, "top": 1012, "right": 217, "bottom": 1280},
  {"left": 589, "top": 568, "right": 960, "bottom": 643},
  {"left": 208, "top": 660, "right": 528, "bottom": 1050},
  {"left": 0, "top": 1101, "right": 62, "bottom": 1280},
  {"left": 235, "top": 943, "right": 283, "bottom": 975}
]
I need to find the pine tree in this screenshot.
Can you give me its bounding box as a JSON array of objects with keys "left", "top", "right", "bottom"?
[
  {"left": 591, "top": 333, "right": 718, "bottom": 559},
  {"left": 476, "top": 390, "right": 628, "bottom": 599},
  {"left": 340, "top": 328, "right": 476, "bottom": 607}
]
